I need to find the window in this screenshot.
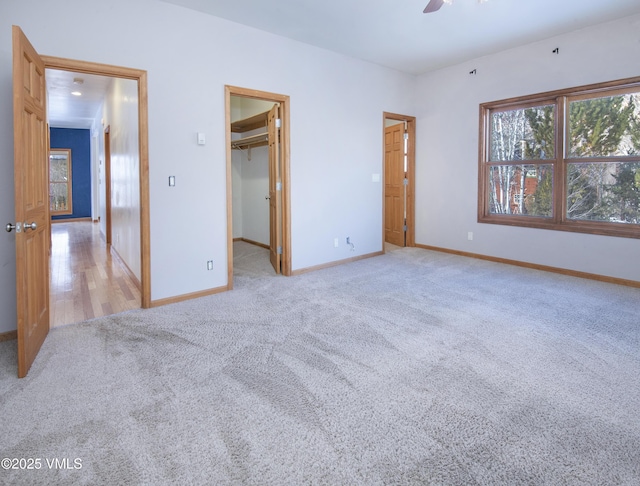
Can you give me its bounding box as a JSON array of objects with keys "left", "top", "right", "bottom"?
[
  {"left": 479, "top": 77, "right": 640, "bottom": 239},
  {"left": 49, "top": 148, "right": 72, "bottom": 215}
]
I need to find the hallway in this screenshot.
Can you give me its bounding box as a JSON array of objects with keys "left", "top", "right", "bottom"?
[{"left": 50, "top": 221, "right": 141, "bottom": 328}]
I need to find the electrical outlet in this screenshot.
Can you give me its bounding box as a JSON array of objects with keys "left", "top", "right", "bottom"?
[
  {"left": 207, "top": 260, "right": 213, "bottom": 270},
  {"left": 467, "top": 232, "right": 473, "bottom": 241},
  {"left": 334, "top": 238, "right": 339, "bottom": 248}
]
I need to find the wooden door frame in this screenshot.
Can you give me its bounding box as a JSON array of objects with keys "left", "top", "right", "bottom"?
[
  {"left": 267, "top": 104, "right": 282, "bottom": 275},
  {"left": 225, "top": 85, "right": 292, "bottom": 286},
  {"left": 42, "top": 55, "right": 151, "bottom": 308},
  {"left": 383, "top": 112, "right": 416, "bottom": 248},
  {"left": 104, "top": 125, "right": 112, "bottom": 245}
]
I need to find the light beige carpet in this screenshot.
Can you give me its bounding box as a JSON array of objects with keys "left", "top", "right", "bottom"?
[{"left": 1, "top": 242, "right": 639, "bottom": 485}]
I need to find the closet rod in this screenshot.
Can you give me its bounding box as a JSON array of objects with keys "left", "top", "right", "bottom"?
[{"left": 231, "top": 132, "right": 268, "bottom": 149}]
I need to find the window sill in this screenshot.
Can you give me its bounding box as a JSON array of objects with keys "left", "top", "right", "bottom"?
[{"left": 478, "top": 215, "right": 640, "bottom": 239}]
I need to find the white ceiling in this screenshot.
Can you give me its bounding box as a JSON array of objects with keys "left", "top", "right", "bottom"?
[
  {"left": 159, "top": 0, "right": 640, "bottom": 75},
  {"left": 47, "top": 0, "right": 640, "bottom": 128},
  {"left": 47, "top": 69, "right": 113, "bottom": 129}
]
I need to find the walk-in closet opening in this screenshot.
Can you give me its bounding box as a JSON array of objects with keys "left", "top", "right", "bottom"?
[{"left": 225, "top": 86, "right": 292, "bottom": 287}]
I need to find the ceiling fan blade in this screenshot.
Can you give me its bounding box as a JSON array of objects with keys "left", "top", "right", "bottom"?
[{"left": 423, "top": 0, "right": 444, "bottom": 13}]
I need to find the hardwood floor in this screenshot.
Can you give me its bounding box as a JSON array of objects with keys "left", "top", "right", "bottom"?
[{"left": 50, "top": 221, "right": 141, "bottom": 328}]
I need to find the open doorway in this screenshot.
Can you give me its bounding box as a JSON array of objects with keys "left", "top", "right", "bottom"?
[
  {"left": 229, "top": 96, "right": 276, "bottom": 268},
  {"left": 11, "top": 26, "right": 150, "bottom": 377},
  {"left": 225, "top": 86, "right": 291, "bottom": 287},
  {"left": 43, "top": 58, "right": 151, "bottom": 326},
  {"left": 383, "top": 112, "right": 416, "bottom": 251}
]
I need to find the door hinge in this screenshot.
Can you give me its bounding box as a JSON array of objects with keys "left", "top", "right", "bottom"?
[
  {"left": 403, "top": 178, "right": 409, "bottom": 186},
  {"left": 404, "top": 132, "right": 409, "bottom": 140},
  {"left": 276, "top": 118, "right": 282, "bottom": 129},
  {"left": 276, "top": 182, "right": 282, "bottom": 191},
  {"left": 277, "top": 246, "right": 283, "bottom": 255},
  {"left": 403, "top": 225, "right": 408, "bottom": 232}
]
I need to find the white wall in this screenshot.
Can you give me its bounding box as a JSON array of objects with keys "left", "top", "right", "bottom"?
[
  {"left": 231, "top": 101, "right": 243, "bottom": 239},
  {"left": 236, "top": 98, "right": 274, "bottom": 120},
  {"left": 90, "top": 131, "right": 100, "bottom": 222},
  {"left": 414, "top": 13, "right": 640, "bottom": 282},
  {"left": 231, "top": 151, "right": 243, "bottom": 240},
  {"left": 239, "top": 140, "right": 269, "bottom": 246},
  {"left": 0, "top": 40, "right": 15, "bottom": 334},
  {"left": 104, "top": 78, "right": 141, "bottom": 280},
  {"left": 0, "top": 0, "right": 415, "bottom": 332}
]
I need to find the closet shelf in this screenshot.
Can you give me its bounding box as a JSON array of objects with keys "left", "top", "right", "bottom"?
[
  {"left": 231, "top": 110, "right": 270, "bottom": 150},
  {"left": 231, "top": 132, "right": 268, "bottom": 150},
  {"left": 231, "top": 111, "right": 269, "bottom": 133}
]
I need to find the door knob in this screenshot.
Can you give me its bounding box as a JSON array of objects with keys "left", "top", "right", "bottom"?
[
  {"left": 265, "top": 196, "right": 271, "bottom": 200},
  {"left": 24, "top": 222, "right": 37, "bottom": 231},
  {"left": 6, "top": 222, "right": 23, "bottom": 233}
]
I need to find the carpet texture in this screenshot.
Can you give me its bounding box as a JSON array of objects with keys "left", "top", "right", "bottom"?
[{"left": 1, "top": 242, "right": 639, "bottom": 485}]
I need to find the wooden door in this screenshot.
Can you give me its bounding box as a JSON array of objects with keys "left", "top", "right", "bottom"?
[
  {"left": 385, "top": 123, "right": 406, "bottom": 246},
  {"left": 12, "top": 26, "right": 50, "bottom": 378},
  {"left": 268, "top": 104, "right": 281, "bottom": 274}
]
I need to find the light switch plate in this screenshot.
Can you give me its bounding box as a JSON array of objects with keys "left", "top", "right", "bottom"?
[{"left": 197, "top": 132, "right": 206, "bottom": 145}]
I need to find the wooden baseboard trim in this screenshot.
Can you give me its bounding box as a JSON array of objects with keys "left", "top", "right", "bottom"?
[
  {"left": 291, "top": 251, "right": 384, "bottom": 276},
  {"left": 0, "top": 330, "right": 17, "bottom": 342},
  {"left": 109, "top": 245, "right": 142, "bottom": 291},
  {"left": 150, "top": 285, "right": 230, "bottom": 308},
  {"left": 236, "top": 237, "right": 269, "bottom": 250},
  {"left": 415, "top": 243, "right": 640, "bottom": 289}
]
